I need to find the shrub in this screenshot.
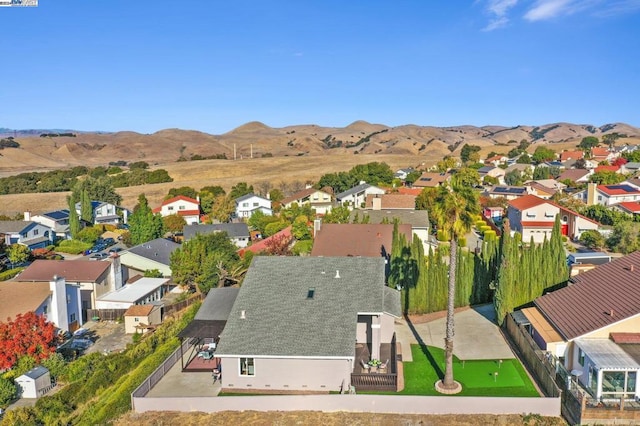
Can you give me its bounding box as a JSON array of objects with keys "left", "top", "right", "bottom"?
[
  {"left": 76, "top": 226, "right": 103, "bottom": 244},
  {"left": 475, "top": 220, "right": 486, "bottom": 229},
  {"left": 0, "top": 376, "right": 17, "bottom": 406},
  {"left": 436, "top": 230, "right": 449, "bottom": 241},
  {"left": 292, "top": 240, "right": 313, "bottom": 255},
  {"left": 56, "top": 239, "right": 92, "bottom": 254},
  {"left": 457, "top": 237, "right": 467, "bottom": 247},
  {"left": 0, "top": 267, "right": 25, "bottom": 281},
  {"left": 480, "top": 225, "right": 491, "bottom": 232},
  {"left": 484, "top": 230, "right": 497, "bottom": 241}
]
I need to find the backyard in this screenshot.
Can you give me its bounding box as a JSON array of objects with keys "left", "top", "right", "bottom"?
[{"left": 398, "top": 344, "right": 540, "bottom": 397}]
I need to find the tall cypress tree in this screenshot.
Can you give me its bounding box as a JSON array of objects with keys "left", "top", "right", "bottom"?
[
  {"left": 549, "top": 215, "right": 568, "bottom": 288},
  {"left": 80, "top": 189, "right": 93, "bottom": 223},
  {"left": 68, "top": 195, "right": 81, "bottom": 238},
  {"left": 494, "top": 219, "right": 515, "bottom": 325},
  {"left": 129, "top": 194, "right": 164, "bottom": 245}
]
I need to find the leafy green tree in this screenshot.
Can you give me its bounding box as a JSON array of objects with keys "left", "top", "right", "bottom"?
[
  {"left": 7, "top": 244, "right": 31, "bottom": 265},
  {"left": 229, "top": 182, "right": 254, "bottom": 200},
  {"left": 349, "top": 162, "right": 394, "bottom": 186},
  {"left": 76, "top": 226, "right": 102, "bottom": 244},
  {"left": 0, "top": 376, "right": 17, "bottom": 406},
  {"left": 144, "top": 269, "right": 164, "bottom": 278},
  {"left": 531, "top": 146, "right": 556, "bottom": 163},
  {"left": 264, "top": 221, "right": 289, "bottom": 237},
  {"left": 415, "top": 187, "right": 439, "bottom": 215},
  {"left": 73, "top": 177, "right": 122, "bottom": 206},
  {"left": 129, "top": 161, "right": 149, "bottom": 170},
  {"left": 80, "top": 189, "right": 93, "bottom": 223},
  {"left": 589, "top": 170, "right": 626, "bottom": 185},
  {"left": 516, "top": 153, "right": 532, "bottom": 164},
  {"left": 483, "top": 175, "right": 499, "bottom": 185},
  {"left": 583, "top": 204, "right": 628, "bottom": 226},
  {"left": 268, "top": 188, "right": 284, "bottom": 203},
  {"left": 404, "top": 170, "right": 422, "bottom": 186},
  {"left": 323, "top": 205, "right": 351, "bottom": 224},
  {"left": 210, "top": 194, "right": 235, "bottom": 223},
  {"left": 504, "top": 169, "right": 523, "bottom": 186},
  {"left": 162, "top": 214, "right": 187, "bottom": 234},
  {"left": 432, "top": 183, "right": 479, "bottom": 392},
  {"left": 166, "top": 186, "right": 198, "bottom": 200},
  {"left": 0, "top": 406, "right": 38, "bottom": 425},
  {"left": 247, "top": 210, "right": 280, "bottom": 235},
  {"left": 128, "top": 194, "right": 164, "bottom": 245},
  {"left": 41, "top": 352, "right": 67, "bottom": 382},
  {"left": 452, "top": 168, "right": 479, "bottom": 187},
  {"left": 436, "top": 156, "right": 457, "bottom": 172},
  {"left": 623, "top": 150, "right": 640, "bottom": 163},
  {"left": 460, "top": 144, "right": 481, "bottom": 164},
  {"left": 291, "top": 215, "right": 311, "bottom": 240},
  {"left": 579, "top": 230, "right": 605, "bottom": 250},
  {"left": 68, "top": 195, "right": 81, "bottom": 238},
  {"left": 533, "top": 166, "right": 551, "bottom": 180},
  {"left": 603, "top": 133, "right": 621, "bottom": 149},
  {"left": 578, "top": 136, "right": 599, "bottom": 150},
  {"left": 607, "top": 222, "right": 640, "bottom": 254},
  {"left": 200, "top": 185, "right": 226, "bottom": 198}
]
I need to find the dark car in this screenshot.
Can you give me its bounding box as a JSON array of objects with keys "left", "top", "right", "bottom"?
[
  {"left": 89, "top": 253, "right": 109, "bottom": 261},
  {"left": 103, "top": 238, "right": 115, "bottom": 247},
  {"left": 108, "top": 247, "right": 122, "bottom": 254}
]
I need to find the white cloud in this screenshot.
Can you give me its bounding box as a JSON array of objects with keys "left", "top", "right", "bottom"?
[
  {"left": 524, "top": 0, "right": 574, "bottom": 21},
  {"left": 523, "top": 0, "right": 640, "bottom": 21},
  {"left": 482, "top": 0, "right": 519, "bottom": 30}
]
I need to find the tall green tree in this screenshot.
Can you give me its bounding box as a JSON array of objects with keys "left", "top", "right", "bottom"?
[
  {"left": 68, "top": 195, "right": 81, "bottom": 238},
  {"left": 80, "top": 189, "right": 93, "bottom": 223},
  {"left": 129, "top": 194, "right": 164, "bottom": 245},
  {"left": 432, "top": 182, "right": 479, "bottom": 392}
]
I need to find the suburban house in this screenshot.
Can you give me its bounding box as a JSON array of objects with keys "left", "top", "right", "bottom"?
[
  {"left": 560, "top": 151, "right": 584, "bottom": 162},
  {"left": 0, "top": 220, "right": 54, "bottom": 250},
  {"left": 394, "top": 167, "right": 415, "bottom": 180},
  {"left": 15, "top": 257, "right": 124, "bottom": 323},
  {"left": 591, "top": 147, "right": 616, "bottom": 163},
  {"left": 215, "top": 256, "right": 402, "bottom": 392},
  {"left": 478, "top": 166, "right": 506, "bottom": 184},
  {"left": 613, "top": 201, "right": 640, "bottom": 216},
  {"left": 75, "top": 200, "right": 130, "bottom": 225},
  {"left": 523, "top": 181, "right": 558, "bottom": 199},
  {"left": 507, "top": 194, "right": 600, "bottom": 243},
  {"left": 281, "top": 187, "right": 333, "bottom": 215},
  {"left": 311, "top": 223, "right": 413, "bottom": 278},
  {"left": 412, "top": 172, "right": 451, "bottom": 188},
  {"left": 95, "top": 277, "right": 169, "bottom": 310},
  {"left": 486, "top": 186, "right": 531, "bottom": 200},
  {"left": 335, "top": 182, "right": 385, "bottom": 209},
  {"left": 124, "top": 304, "right": 162, "bottom": 334},
  {"left": 15, "top": 366, "right": 53, "bottom": 399},
  {"left": 484, "top": 155, "right": 508, "bottom": 167},
  {"left": 623, "top": 162, "right": 640, "bottom": 174},
  {"left": 364, "top": 193, "right": 416, "bottom": 210},
  {"left": 349, "top": 209, "right": 433, "bottom": 252},
  {"left": 515, "top": 252, "right": 640, "bottom": 401},
  {"left": 153, "top": 195, "right": 201, "bottom": 225},
  {"left": 0, "top": 276, "right": 82, "bottom": 332},
  {"left": 29, "top": 210, "right": 71, "bottom": 240},
  {"left": 234, "top": 193, "right": 272, "bottom": 218},
  {"left": 557, "top": 169, "right": 592, "bottom": 184},
  {"left": 183, "top": 223, "right": 250, "bottom": 248},
  {"left": 573, "top": 183, "right": 640, "bottom": 206},
  {"left": 118, "top": 238, "right": 180, "bottom": 278}
]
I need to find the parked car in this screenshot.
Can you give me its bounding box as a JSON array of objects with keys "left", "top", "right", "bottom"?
[
  {"left": 108, "top": 247, "right": 122, "bottom": 254},
  {"left": 103, "top": 238, "right": 115, "bottom": 247},
  {"left": 89, "top": 253, "right": 109, "bottom": 260}
]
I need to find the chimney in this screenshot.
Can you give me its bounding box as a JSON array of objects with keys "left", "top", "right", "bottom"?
[
  {"left": 372, "top": 197, "right": 382, "bottom": 211},
  {"left": 240, "top": 310, "right": 246, "bottom": 319},
  {"left": 313, "top": 219, "right": 322, "bottom": 235},
  {"left": 630, "top": 265, "right": 635, "bottom": 272},
  {"left": 335, "top": 270, "right": 341, "bottom": 279},
  {"left": 24, "top": 211, "right": 31, "bottom": 221},
  {"left": 586, "top": 182, "right": 597, "bottom": 206},
  {"left": 49, "top": 275, "right": 69, "bottom": 332},
  {"left": 360, "top": 180, "right": 366, "bottom": 185},
  {"left": 610, "top": 309, "right": 615, "bottom": 317},
  {"left": 109, "top": 253, "right": 124, "bottom": 291},
  {"left": 305, "top": 184, "right": 312, "bottom": 189}
]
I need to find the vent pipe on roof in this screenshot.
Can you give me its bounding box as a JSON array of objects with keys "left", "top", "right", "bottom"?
[
  {"left": 610, "top": 309, "right": 615, "bottom": 317},
  {"left": 335, "top": 270, "right": 340, "bottom": 279},
  {"left": 240, "top": 310, "right": 246, "bottom": 319},
  {"left": 630, "top": 265, "right": 635, "bottom": 272}
]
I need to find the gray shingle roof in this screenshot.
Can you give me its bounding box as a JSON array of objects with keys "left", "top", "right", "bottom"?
[
  {"left": 335, "top": 183, "right": 373, "bottom": 200},
  {"left": 350, "top": 209, "right": 429, "bottom": 228},
  {"left": 183, "top": 223, "right": 249, "bottom": 240},
  {"left": 195, "top": 288, "right": 240, "bottom": 321},
  {"left": 126, "top": 238, "right": 180, "bottom": 266},
  {"left": 216, "top": 257, "right": 395, "bottom": 358},
  {"left": 235, "top": 193, "right": 269, "bottom": 203},
  {"left": 21, "top": 366, "right": 49, "bottom": 380},
  {"left": 0, "top": 220, "right": 32, "bottom": 233}
]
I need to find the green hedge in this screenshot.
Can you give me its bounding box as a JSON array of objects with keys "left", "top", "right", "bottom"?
[
  {"left": 475, "top": 220, "right": 486, "bottom": 229},
  {"left": 56, "top": 239, "right": 92, "bottom": 254},
  {"left": 0, "top": 267, "right": 25, "bottom": 281},
  {"left": 484, "top": 230, "right": 497, "bottom": 241},
  {"left": 458, "top": 237, "right": 467, "bottom": 247}
]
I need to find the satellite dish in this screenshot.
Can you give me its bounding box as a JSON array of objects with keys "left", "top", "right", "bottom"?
[{"left": 571, "top": 369, "right": 583, "bottom": 376}]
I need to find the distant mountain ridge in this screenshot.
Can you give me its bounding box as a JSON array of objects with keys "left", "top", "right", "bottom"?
[{"left": 0, "top": 121, "right": 638, "bottom": 175}]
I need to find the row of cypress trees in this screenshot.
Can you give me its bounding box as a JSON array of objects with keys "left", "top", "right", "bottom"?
[{"left": 391, "top": 216, "right": 568, "bottom": 321}]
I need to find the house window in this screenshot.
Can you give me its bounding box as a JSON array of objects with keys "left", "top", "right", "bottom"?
[
  {"left": 578, "top": 348, "right": 585, "bottom": 367},
  {"left": 242, "top": 202, "right": 249, "bottom": 207},
  {"left": 42, "top": 305, "right": 47, "bottom": 314},
  {"left": 179, "top": 205, "right": 185, "bottom": 210},
  {"left": 168, "top": 206, "right": 174, "bottom": 211},
  {"left": 526, "top": 213, "right": 536, "bottom": 218},
  {"left": 70, "top": 313, "right": 76, "bottom": 323},
  {"left": 240, "top": 358, "right": 255, "bottom": 376},
  {"left": 601, "top": 371, "right": 636, "bottom": 397},
  {"left": 34, "top": 229, "right": 39, "bottom": 236},
  {"left": 134, "top": 317, "right": 139, "bottom": 322},
  {"left": 253, "top": 202, "right": 259, "bottom": 207},
  {"left": 307, "top": 287, "right": 315, "bottom": 299},
  {"left": 67, "top": 294, "right": 71, "bottom": 304}
]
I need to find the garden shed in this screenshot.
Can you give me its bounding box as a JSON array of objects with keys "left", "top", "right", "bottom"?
[{"left": 15, "top": 366, "right": 52, "bottom": 399}]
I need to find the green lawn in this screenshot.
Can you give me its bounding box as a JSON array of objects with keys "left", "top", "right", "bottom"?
[{"left": 394, "top": 344, "right": 539, "bottom": 397}]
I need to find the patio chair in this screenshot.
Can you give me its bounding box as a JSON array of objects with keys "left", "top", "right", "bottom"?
[
  {"left": 360, "top": 359, "right": 370, "bottom": 373},
  {"left": 378, "top": 359, "right": 389, "bottom": 373}
]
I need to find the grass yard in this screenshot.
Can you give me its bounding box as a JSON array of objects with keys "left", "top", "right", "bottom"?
[{"left": 398, "top": 344, "right": 539, "bottom": 397}]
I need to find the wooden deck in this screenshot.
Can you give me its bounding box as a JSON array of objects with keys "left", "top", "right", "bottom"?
[{"left": 351, "top": 335, "right": 399, "bottom": 392}]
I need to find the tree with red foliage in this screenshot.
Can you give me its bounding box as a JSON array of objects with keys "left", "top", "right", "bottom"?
[
  {"left": 263, "top": 233, "right": 293, "bottom": 256},
  {"left": 612, "top": 157, "right": 628, "bottom": 167},
  {"left": 0, "top": 312, "right": 56, "bottom": 369}
]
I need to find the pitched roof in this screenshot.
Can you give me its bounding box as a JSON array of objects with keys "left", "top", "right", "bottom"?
[
  {"left": 394, "top": 187, "right": 423, "bottom": 196},
  {"left": 489, "top": 186, "right": 528, "bottom": 196},
  {"left": 98, "top": 278, "right": 169, "bottom": 303},
  {"left": 39, "top": 210, "right": 69, "bottom": 221},
  {"left": 235, "top": 193, "right": 270, "bottom": 203},
  {"left": 526, "top": 181, "right": 557, "bottom": 196},
  {"left": 311, "top": 223, "right": 412, "bottom": 257},
  {"left": 349, "top": 209, "right": 429, "bottom": 228},
  {"left": 616, "top": 201, "right": 640, "bottom": 214},
  {"left": 125, "top": 238, "right": 180, "bottom": 266},
  {"left": 160, "top": 195, "right": 199, "bottom": 206},
  {"left": 508, "top": 195, "right": 599, "bottom": 226},
  {"left": 16, "top": 259, "right": 110, "bottom": 283},
  {"left": 598, "top": 184, "right": 640, "bottom": 196},
  {"left": 595, "top": 165, "right": 620, "bottom": 173},
  {"left": 0, "top": 281, "right": 51, "bottom": 321},
  {"left": 20, "top": 366, "right": 50, "bottom": 380},
  {"left": 238, "top": 226, "right": 293, "bottom": 256},
  {"left": 560, "top": 151, "right": 584, "bottom": 161},
  {"left": 0, "top": 220, "right": 34, "bottom": 233},
  {"left": 557, "top": 169, "right": 591, "bottom": 182},
  {"left": 478, "top": 166, "right": 500, "bottom": 174},
  {"left": 216, "top": 256, "right": 399, "bottom": 358},
  {"left": 412, "top": 172, "right": 451, "bottom": 188},
  {"left": 195, "top": 287, "right": 240, "bottom": 321},
  {"left": 281, "top": 188, "right": 332, "bottom": 205},
  {"left": 485, "top": 155, "right": 507, "bottom": 162},
  {"left": 124, "top": 304, "right": 156, "bottom": 317},
  {"left": 610, "top": 333, "right": 640, "bottom": 344},
  {"left": 591, "top": 147, "right": 610, "bottom": 157},
  {"left": 535, "top": 251, "right": 640, "bottom": 340},
  {"left": 184, "top": 223, "right": 250, "bottom": 240},
  {"left": 365, "top": 194, "right": 416, "bottom": 209},
  {"left": 335, "top": 183, "right": 377, "bottom": 199}
]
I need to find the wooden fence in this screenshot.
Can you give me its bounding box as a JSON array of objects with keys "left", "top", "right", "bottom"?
[
  {"left": 87, "top": 308, "right": 127, "bottom": 322},
  {"left": 163, "top": 294, "right": 204, "bottom": 317}
]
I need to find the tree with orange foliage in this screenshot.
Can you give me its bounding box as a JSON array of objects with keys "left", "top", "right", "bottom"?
[{"left": 0, "top": 312, "right": 56, "bottom": 369}]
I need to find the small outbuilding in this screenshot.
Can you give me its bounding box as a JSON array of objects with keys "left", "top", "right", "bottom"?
[
  {"left": 15, "top": 366, "right": 52, "bottom": 399},
  {"left": 124, "top": 304, "right": 162, "bottom": 334}
]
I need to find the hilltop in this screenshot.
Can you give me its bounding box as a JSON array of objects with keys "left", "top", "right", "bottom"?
[{"left": 1, "top": 121, "right": 638, "bottom": 176}]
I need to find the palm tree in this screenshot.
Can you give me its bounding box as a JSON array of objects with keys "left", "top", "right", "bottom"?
[{"left": 432, "top": 180, "right": 479, "bottom": 392}]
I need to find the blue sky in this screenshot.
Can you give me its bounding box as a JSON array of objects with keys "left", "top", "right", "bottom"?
[{"left": 1, "top": 0, "right": 639, "bottom": 133}]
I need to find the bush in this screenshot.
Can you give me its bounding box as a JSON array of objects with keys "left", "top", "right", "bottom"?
[
  {"left": 292, "top": 239, "right": 313, "bottom": 255},
  {"left": 0, "top": 267, "right": 25, "bottom": 281},
  {"left": 56, "top": 239, "right": 92, "bottom": 254},
  {"left": 484, "top": 230, "right": 497, "bottom": 241},
  {"left": 0, "top": 376, "right": 17, "bottom": 406},
  {"left": 76, "top": 226, "right": 103, "bottom": 244},
  {"left": 457, "top": 237, "right": 467, "bottom": 247},
  {"left": 436, "top": 230, "right": 449, "bottom": 242},
  {"left": 480, "top": 225, "right": 491, "bottom": 233}
]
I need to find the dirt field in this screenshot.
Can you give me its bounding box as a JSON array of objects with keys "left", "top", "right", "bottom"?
[{"left": 116, "top": 411, "right": 567, "bottom": 426}]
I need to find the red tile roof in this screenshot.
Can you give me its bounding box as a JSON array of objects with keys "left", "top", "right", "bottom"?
[
  {"left": 508, "top": 194, "right": 547, "bottom": 211},
  {"left": 594, "top": 165, "right": 620, "bottom": 173},
  {"left": 238, "top": 226, "right": 293, "bottom": 256},
  {"left": 485, "top": 155, "right": 507, "bottom": 162},
  {"left": 610, "top": 333, "right": 640, "bottom": 344},
  {"left": 395, "top": 187, "right": 423, "bottom": 196},
  {"left": 17, "top": 259, "right": 111, "bottom": 283},
  {"left": 591, "top": 147, "right": 610, "bottom": 157},
  {"left": 520, "top": 221, "right": 554, "bottom": 227},
  {"left": 153, "top": 195, "right": 200, "bottom": 213},
  {"left": 617, "top": 202, "right": 640, "bottom": 214},
  {"left": 311, "top": 223, "right": 413, "bottom": 257},
  {"left": 560, "top": 151, "right": 584, "bottom": 161},
  {"left": 598, "top": 185, "right": 640, "bottom": 196},
  {"left": 535, "top": 251, "right": 640, "bottom": 340}
]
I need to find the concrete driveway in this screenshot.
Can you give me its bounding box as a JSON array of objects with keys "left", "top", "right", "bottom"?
[{"left": 395, "top": 304, "right": 515, "bottom": 362}]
